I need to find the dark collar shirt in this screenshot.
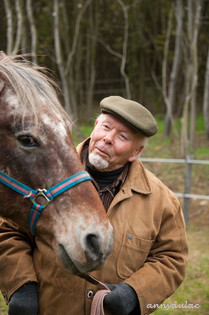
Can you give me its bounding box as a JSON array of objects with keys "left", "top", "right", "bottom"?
[{"left": 80, "top": 139, "right": 129, "bottom": 211}]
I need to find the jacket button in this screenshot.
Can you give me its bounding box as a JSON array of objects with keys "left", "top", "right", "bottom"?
[{"left": 87, "top": 290, "right": 94, "bottom": 299}]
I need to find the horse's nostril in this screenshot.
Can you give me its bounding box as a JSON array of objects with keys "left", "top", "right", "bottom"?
[
  {"left": 86, "top": 234, "right": 99, "bottom": 253},
  {"left": 85, "top": 233, "right": 103, "bottom": 259}
]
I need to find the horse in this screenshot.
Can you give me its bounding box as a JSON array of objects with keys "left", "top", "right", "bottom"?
[{"left": 0, "top": 52, "right": 113, "bottom": 276}]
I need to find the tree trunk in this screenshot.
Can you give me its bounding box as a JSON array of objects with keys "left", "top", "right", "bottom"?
[
  {"left": 12, "top": 0, "right": 23, "bottom": 54},
  {"left": 65, "top": 0, "right": 93, "bottom": 74},
  {"left": 62, "top": 0, "right": 92, "bottom": 119},
  {"left": 85, "top": 2, "right": 98, "bottom": 119},
  {"left": 164, "top": 0, "right": 183, "bottom": 136},
  {"left": 117, "top": 0, "right": 131, "bottom": 99},
  {"left": 26, "top": 0, "right": 37, "bottom": 63},
  {"left": 53, "top": 0, "right": 73, "bottom": 117},
  {"left": 189, "top": 0, "right": 202, "bottom": 148},
  {"left": 203, "top": 48, "right": 209, "bottom": 138},
  {"left": 3, "top": 0, "right": 13, "bottom": 54},
  {"left": 180, "top": 0, "right": 202, "bottom": 156}
]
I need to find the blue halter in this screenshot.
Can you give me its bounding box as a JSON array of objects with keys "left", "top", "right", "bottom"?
[{"left": 0, "top": 170, "right": 92, "bottom": 235}]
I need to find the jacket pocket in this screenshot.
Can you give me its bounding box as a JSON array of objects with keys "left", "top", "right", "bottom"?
[{"left": 117, "top": 233, "right": 154, "bottom": 279}]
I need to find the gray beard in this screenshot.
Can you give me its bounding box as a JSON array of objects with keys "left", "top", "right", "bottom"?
[{"left": 88, "top": 152, "right": 109, "bottom": 170}]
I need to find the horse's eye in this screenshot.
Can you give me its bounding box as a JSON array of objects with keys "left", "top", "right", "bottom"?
[{"left": 17, "top": 135, "right": 39, "bottom": 147}]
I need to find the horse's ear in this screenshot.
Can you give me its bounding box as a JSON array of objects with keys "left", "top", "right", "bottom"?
[{"left": 0, "top": 51, "right": 8, "bottom": 61}]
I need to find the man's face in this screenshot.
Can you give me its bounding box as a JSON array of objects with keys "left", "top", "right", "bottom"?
[{"left": 88, "top": 114, "right": 144, "bottom": 171}]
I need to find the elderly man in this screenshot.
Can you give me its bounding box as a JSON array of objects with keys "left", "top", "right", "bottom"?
[{"left": 0, "top": 96, "right": 188, "bottom": 315}]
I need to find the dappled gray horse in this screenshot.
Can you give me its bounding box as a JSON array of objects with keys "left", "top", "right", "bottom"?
[{"left": 0, "top": 52, "right": 113, "bottom": 274}]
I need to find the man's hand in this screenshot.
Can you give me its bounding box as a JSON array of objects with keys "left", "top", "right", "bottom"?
[
  {"left": 8, "top": 282, "right": 39, "bottom": 315},
  {"left": 103, "top": 282, "right": 140, "bottom": 315}
]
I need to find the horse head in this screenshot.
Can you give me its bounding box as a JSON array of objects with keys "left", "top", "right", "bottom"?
[{"left": 0, "top": 53, "right": 113, "bottom": 275}]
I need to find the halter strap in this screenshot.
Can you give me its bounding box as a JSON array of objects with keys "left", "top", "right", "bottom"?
[{"left": 0, "top": 170, "right": 92, "bottom": 235}]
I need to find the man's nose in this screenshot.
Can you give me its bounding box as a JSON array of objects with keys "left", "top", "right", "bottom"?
[{"left": 103, "top": 131, "right": 114, "bottom": 144}]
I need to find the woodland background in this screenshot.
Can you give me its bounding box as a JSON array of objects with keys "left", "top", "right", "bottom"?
[
  {"left": 0, "top": 0, "right": 209, "bottom": 157},
  {"left": 0, "top": 1, "right": 209, "bottom": 314}
]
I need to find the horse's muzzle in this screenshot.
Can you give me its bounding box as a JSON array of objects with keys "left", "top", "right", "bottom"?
[{"left": 57, "top": 223, "right": 113, "bottom": 274}]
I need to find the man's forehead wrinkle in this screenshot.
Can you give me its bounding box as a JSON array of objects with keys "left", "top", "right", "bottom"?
[{"left": 100, "top": 114, "right": 138, "bottom": 136}]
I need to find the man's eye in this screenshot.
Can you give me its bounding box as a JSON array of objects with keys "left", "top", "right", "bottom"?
[
  {"left": 120, "top": 134, "right": 127, "bottom": 140},
  {"left": 17, "top": 135, "right": 39, "bottom": 147}
]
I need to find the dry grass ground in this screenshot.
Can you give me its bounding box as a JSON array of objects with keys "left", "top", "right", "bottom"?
[
  {"left": 0, "top": 130, "right": 208, "bottom": 314},
  {"left": 154, "top": 224, "right": 209, "bottom": 314}
]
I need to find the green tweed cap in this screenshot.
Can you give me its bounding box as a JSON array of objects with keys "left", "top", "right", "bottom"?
[{"left": 100, "top": 96, "right": 158, "bottom": 137}]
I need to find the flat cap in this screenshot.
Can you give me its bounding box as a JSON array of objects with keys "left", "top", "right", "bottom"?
[{"left": 100, "top": 96, "right": 158, "bottom": 137}]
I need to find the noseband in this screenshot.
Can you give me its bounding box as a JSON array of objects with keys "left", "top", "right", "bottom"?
[{"left": 0, "top": 170, "right": 92, "bottom": 235}]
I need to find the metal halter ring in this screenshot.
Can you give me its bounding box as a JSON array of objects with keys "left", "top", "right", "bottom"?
[{"left": 30, "top": 189, "right": 52, "bottom": 208}]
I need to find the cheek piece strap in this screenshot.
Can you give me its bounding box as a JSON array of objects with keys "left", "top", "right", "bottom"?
[{"left": 0, "top": 170, "right": 92, "bottom": 235}]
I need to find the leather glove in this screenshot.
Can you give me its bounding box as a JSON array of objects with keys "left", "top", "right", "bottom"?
[
  {"left": 8, "top": 282, "right": 39, "bottom": 315},
  {"left": 103, "top": 282, "right": 140, "bottom": 315}
]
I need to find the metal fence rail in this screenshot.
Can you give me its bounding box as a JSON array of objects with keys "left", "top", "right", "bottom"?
[
  {"left": 140, "top": 157, "right": 209, "bottom": 166},
  {"left": 140, "top": 157, "right": 209, "bottom": 225},
  {"left": 174, "top": 193, "right": 209, "bottom": 200}
]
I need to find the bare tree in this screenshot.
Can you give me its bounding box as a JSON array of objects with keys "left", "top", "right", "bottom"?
[
  {"left": 116, "top": 0, "right": 131, "bottom": 99},
  {"left": 3, "top": 0, "right": 24, "bottom": 55},
  {"left": 26, "top": 0, "right": 37, "bottom": 63},
  {"left": 151, "top": 1, "right": 182, "bottom": 137},
  {"left": 53, "top": 0, "right": 93, "bottom": 119},
  {"left": 203, "top": 48, "right": 209, "bottom": 138},
  {"left": 87, "top": 0, "right": 135, "bottom": 99},
  {"left": 181, "top": 0, "right": 202, "bottom": 156},
  {"left": 13, "top": 0, "right": 23, "bottom": 54},
  {"left": 3, "top": 0, "right": 13, "bottom": 54},
  {"left": 53, "top": 0, "right": 73, "bottom": 117},
  {"left": 85, "top": 2, "right": 98, "bottom": 118},
  {"left": 164, "top": 0, "right": 183, "bottom": 136},
  {"left": 65, "top": 0, "right": 93, "bottom": 74}
]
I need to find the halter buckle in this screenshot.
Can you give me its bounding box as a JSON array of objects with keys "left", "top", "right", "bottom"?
[{"left": 31, "top": 189, "right": 51, "bottom": 208}]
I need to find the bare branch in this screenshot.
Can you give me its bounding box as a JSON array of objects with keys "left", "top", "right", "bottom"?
[
  {"left": 151, "top": 71, "right": 162, "bottom": 92},
  {"left": 203, "top": 48, "right": 209, "bottom": 138},
  {"left": 116, "top": 0, "right": 131, "bottom": 98},
  {"left": 162, "top": 6, "right": 173, "bottom": 107},
  {"left": 86, "top": 35, "right": 123, "bottom": 59},
  {"left": 12, "top": 0, "right": 23, "bottom": 54},
  {"left": 53, "top": 0, "right": 72, "bottom": 116},
  {"left": 181, "top": 0, "right": 202, "bottom": 156},
  {"left": 65, "top": 0, "right": 93, "bottom": 75},
  {"left": 3, "top": 0, "right": 13, "bottom": 54}
]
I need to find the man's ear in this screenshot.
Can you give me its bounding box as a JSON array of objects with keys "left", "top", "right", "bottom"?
[
  {"left": 128, "top": 146, "right": 144, "bottom": 162},
  {"left": 90, "top": 120, "right": 98, "bottom": 137}
]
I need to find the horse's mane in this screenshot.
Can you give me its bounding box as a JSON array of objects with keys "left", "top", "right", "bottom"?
[{"left": 0, "top": 54, "right": 72, "bottom": 124}]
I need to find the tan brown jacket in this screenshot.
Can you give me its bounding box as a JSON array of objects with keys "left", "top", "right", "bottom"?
[{"left": 0, "top": 140, "right": 188, "bottom": 315}]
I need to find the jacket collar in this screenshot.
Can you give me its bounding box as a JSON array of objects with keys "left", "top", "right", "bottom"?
[
  {"left": 76, "top": 138, "right": 152, "bottom": 196},
  {"left": 124, "top": 159, "right": 152, "bottom": 195}
]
